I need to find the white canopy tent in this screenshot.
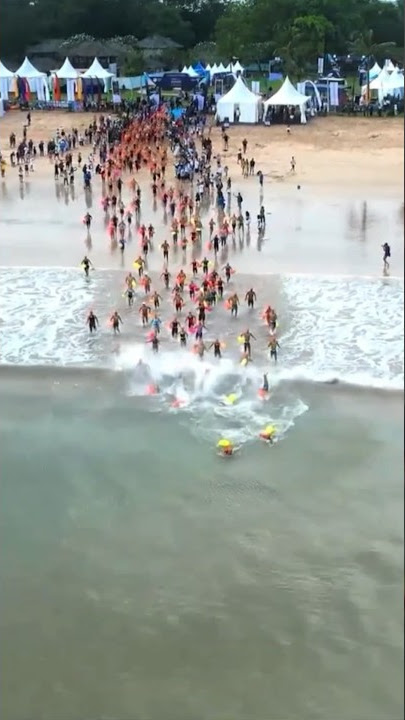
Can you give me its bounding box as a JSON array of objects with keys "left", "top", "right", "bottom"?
[
  {"left": 16, "top": 56, "right": 49, "bottom": 101},
  {"left": 186, "top": 65, "right": 199, "bottom": 78},
  {"left": 384, "top": 59, "right": 395, "bottom": 73},
  {"left": 264, "top": 76, "right": 310, "bottom": 123},
  {"left": 0, "top": 60, "right": 15, "bottom": 100},
  {"left": 231, "top": 60, "right": 244, "bottom": 74},
  {"left": 181, "top": 65, "right": 189, "bottom": 74},
  {"left": 385, "top": 67, "right": 404, "bottom": 97},
  {"left": 368, "top": 62, "right": 381, "bottom": 80},
  {"left": 82, "top": 57, "right": 113, "bottom": 79},
  {"left": 217, "top": 62, "right": 227, "bottom": 74},
  {"left": 216, "top": 76, "right": 261, "bottom": 123},
  {"left": 82, "top": 57, "right": 113, "bottom": 93},
  {"left": 264, "top": 76, "right": 309, "bottom": 106},
  {"left": 54, "top": 57, "right": 79, "bottom": 79},
  {"left": 366, "top": 67, "right": 393, "bottom": 101},
  {"left": 53, "top": 57, "right": 79, "bottom": 103}
]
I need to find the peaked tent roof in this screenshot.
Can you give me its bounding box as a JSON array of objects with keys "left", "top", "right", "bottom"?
[
  {"left": 264, "top": 76, "right": 309, "bottom": 106},
  {"left": 368, "top": 61, "right": 381, "bottom": 79},
  {"left": 384, "top": 59, "right": 395, "bottom": 73},
  {"left": 0, "top": 60, "right": 15, "bottom": 78},
  {"left": 187, "top": 66, "right": 199, "bottom": 77},
  {"left": 217, "top": 62, "right": 226, "bottom": 73},
  {"left": 16, "top": 56, "right": 45, "bottom": 78},
  {"left": 369, "top": 67, "right": 392, "bottom": 90},
  {"left": 387, "top": 67, "right": 404, "bottom": 89},
  {"left": 82, "top": 57, "right": 113, "bottom": 79},
  {"left": 219, "top": 76, "right": 260, "bottom": 104},
  {"left": 232, "top": 60, "right": 244, "bottom": 73},
  {"left": 54, "top": 57, "right": 79, "bottom": 79}
]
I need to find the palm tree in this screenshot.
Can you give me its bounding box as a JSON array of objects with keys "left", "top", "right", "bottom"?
[{"left": 348, "top": 29, "right": 396, "bottom": 100}]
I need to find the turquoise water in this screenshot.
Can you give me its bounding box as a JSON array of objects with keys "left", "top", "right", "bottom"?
[{"left": 0, "top": 370, "right": 403, "bottom": 720}]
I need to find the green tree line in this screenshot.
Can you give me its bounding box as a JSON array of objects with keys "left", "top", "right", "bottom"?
[{"left": 1, "top": 0, "right": 403, "bottom": 69}]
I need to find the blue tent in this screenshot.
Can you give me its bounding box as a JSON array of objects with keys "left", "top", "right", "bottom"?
[
  {"left": 193, "top": 62, "right": 206, "bottom": 75},
  {"left": 158, "top": 72, "right": 198, "bottom": 90}
]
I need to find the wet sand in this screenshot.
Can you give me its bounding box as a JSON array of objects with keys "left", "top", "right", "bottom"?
[{"left": 0, "top": 112, "right": 403, "bottom": 277}]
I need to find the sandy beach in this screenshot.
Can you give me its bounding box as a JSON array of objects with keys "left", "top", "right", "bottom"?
[{"left": 0, "top": 111, "right": 403, "bottom": 276}]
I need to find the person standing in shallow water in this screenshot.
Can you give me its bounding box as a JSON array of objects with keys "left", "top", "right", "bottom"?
[
  {"left": 382, "top": 242, "right": 391, "bottom": 272},
  {"left": 87, "top": 311, "right": 99, "bottom": 333}
]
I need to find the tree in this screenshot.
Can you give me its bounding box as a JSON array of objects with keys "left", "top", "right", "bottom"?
[
  {"left": 289, "top": 15, "right": 333, "bottom": 66},
  {"left": 348, "top": 29, "right": 396, "bottom": 99},
  {"left": 123, "top": 48, "right": 144, "bottom": 76}
]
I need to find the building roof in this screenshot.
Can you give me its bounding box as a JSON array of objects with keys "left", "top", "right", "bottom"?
[
  {"left": 27, "top": 39, "right": 65, "bottom": 55},
  {"left": 63, "top": 39, "right": 132, "bottom": 57},
  {"left": 138, "top": 35, "right": 181, "bottom": 50}
]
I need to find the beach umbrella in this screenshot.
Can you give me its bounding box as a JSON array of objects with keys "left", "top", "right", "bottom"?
[{"left": 217, "top": 438, "right": 232, "bottom": 448}]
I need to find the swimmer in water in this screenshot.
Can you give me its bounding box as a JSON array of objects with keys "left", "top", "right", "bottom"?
[
  {"left": 268, "top": 337, "right": 280, "bottom": 363},
  {"left": 86, "top": 310, "right": 99, "bottom": 333},
  {"left": 195, "top": 339, "right": 207, "bottom": 358},
  {"left": 209, "top": 339, "right": 222, "bottom": 358},
  {"left": 110, "top": 311, "right": 123, "bottom": 334},
  {"left": 262, "top": 373, "right": 269, "bottom": 392},
  {"left": 81, "top": 255, "right": 93, "bottom": 277},
  {"left": 146, "top": 332, "right": 160, "bottom": 352},
  {"left": 179, "top": 327, "right": 187, "bottom": 347},
  {"left": 241, "top": 329, "right": 256, "bottom": 357}
]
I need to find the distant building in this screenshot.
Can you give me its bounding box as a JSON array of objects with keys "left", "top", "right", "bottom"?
[
  {"left": 25, "top": 38, "right": 134, "bottom": 72},
  {"left": 138, "top": 35, "right": 182, "bottom": 58}
]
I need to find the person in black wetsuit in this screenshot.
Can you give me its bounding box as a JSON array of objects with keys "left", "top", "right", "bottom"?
[
  {"left": 209, "top": 339, "right": 222, "bottom": 358},
  {"left": 81, "top": 255, "right": 93, "bottom": 277},
  {"left": 87, "top": 310, "right": 98, "bottom": 333}
]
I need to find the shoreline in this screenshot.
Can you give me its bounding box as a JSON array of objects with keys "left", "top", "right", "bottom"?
[
  {"left": 0, "top": 264, "right": 403, "bottom": 282},
  {"left": 0, "top": 361, "right": 403, "bottom": 398}
]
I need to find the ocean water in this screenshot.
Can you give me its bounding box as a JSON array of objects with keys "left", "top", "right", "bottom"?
[
  {"left": 0, "top": 369, "right": 403, "bottom": 720},
  {"left": 0, "top": 262, "right": 403, "bottom": 720}
]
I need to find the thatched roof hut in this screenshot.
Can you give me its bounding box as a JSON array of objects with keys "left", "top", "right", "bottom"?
[{"left": 138, "top": 35, "right": 182, "bottom": 50}]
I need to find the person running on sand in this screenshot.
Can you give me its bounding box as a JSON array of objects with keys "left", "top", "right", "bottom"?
[
  {"left": 245, "top": 288, "right": 257, "bottom": 309},
  {"left": 139, "top": 302, "right": 151, "bottom": 326},
  {"left": 229, "top": 293, "right": 239, "bottom": 317}
]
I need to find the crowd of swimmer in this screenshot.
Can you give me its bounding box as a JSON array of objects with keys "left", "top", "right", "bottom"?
[{"left": 75, "top": 107, "right": 280, "bottom": 451}]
